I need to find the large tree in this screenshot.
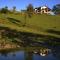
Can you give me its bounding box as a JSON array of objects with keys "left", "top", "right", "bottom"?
[
  {"left": 26, "top": 4, "right": 34, "bottom": 17},
  {"left": 13, "top": 6, "right": 16, "bottom": 12},
  {"left": 27, "top": 4, "right": 34, "bottom": 13},
  {"left": 52, "top": 4, "right": 60, "bottom": 14}
]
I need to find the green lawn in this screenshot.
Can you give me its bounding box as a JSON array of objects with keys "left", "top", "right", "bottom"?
[{"left": 0, "top": 13, "right": 60, "bottom": 37}]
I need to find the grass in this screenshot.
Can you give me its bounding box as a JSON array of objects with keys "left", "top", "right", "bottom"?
[
  {"left": 27, "top": 14, "right": 60, "bottom": 30},
  {"left": 0, "top": 13, "right": 60, "bottom": 38}
]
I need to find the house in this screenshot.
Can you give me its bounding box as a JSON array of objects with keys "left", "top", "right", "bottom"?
[
  {"left": 34, "top": 6, "right": 51, "bottom": 14},
  {"left": 34, "top": 7, "right": 41, "bottom": 14}
]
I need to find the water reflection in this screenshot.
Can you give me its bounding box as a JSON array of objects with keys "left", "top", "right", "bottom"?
[
  {"left": 0, "top": 46, "right": 60, "bottom": 60},
  {"left": 0, "top": 50, "right": 24, "bottom": 60},
  {"left": 51, "top": 47, "right": 60, "bottom": 60},
  {"left": 25, "top": 51, "right": 33, "bottom": 60}
]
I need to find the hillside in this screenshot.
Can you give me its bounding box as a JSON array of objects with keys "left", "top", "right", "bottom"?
[
  {"left": 0, "top": 13, "right": 60, "bottom": 48},
  {"left": 0, "top": 14, "right": 60, "bottom": 36}
]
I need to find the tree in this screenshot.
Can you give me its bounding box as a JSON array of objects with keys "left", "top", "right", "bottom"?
[
  {"left": 52, "top": 4, "right": 60, "bottom": 14},
  {"left": 27, "top": 4, "right": 34, "bottom": 18},
  {"left": 5, "top": 6, "right": 8, "bottom": 10},
  {"left": 13, "top": 6, "right": 16, "bottom": 12},
  {"left": 0, "top": 6, "right": 9, "bottom": 14}
]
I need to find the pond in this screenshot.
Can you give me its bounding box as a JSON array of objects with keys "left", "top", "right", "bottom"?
[{"left": 0, "top": 46, "right": 60, "bottom": 60}]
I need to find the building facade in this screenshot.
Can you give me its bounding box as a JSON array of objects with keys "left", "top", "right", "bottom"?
[{"left": 34, "top": 6, "right": 51, "bottom": 14}]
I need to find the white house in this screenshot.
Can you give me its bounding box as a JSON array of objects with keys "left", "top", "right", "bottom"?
[
  {"left": 41, "top": 6, "right": 49, "bottom": 14},
  {"left": 34, "top": 6, "right": 51, "bottom": 14},
  {"left": 34, "top": 7, "right": 41, "bottom": 14}
]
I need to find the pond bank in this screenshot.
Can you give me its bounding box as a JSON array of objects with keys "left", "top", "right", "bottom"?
[
  {"left": 0, "top": 26, "right": 60, "bottom": 49},
  {"left": 0, "top": 43, "right": 21, "bottom": 51}
]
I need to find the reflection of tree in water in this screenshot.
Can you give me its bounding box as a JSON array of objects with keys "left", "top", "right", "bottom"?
[
  {"left": 0, "top": 50, "right": 16, "bottom": 57},
  {"left": 12, "top": 53, "right": 16, "bottom": 57},
  {"left": 51, "top": 47, "right": 60, "bottom": 60},
  {"left": 0, "top": 52, "right": 8, "bottom": 57},
  {"left": 8, "top": 52, "right": 16, "bottom": 57},
  {"left": 25, "top": 50, "right": 33, "bottom": 60}
]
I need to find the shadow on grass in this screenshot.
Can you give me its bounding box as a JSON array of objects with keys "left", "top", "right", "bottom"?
[
  {"left": 7, "top": 17, "right": 22, "bottom": 26},
  {"left": 46, "top": 29, "right": 60, "bottom": 35},
  {"left": 0, "top": 26, "right": 60, "bottom": 47}
]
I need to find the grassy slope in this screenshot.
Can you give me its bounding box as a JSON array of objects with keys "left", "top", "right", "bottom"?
[{"left": 0, "top": 13, "right": 60, "bottom": 37}]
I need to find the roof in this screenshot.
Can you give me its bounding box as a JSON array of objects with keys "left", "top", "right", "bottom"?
[{"left": 41, "top": 6, "right": 47, "bottom": 9}]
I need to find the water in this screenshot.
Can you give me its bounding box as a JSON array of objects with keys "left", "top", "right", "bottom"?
[{"left": 0, "top": 47, "right": 60, "bottom": 60}]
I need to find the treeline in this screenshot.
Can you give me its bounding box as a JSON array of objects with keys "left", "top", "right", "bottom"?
[
  {"left": 0, "top": 6, "right": 17, "bottom": 14},
  {"left": 0, "top": 4, "right": 60, "bottom": 14}
]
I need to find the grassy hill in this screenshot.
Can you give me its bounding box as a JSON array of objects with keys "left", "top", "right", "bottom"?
[
  {"left": 0, "top": 13, "right": 60, "bottom": 47},
  {"left": 0, "top": 13, "right": 60, "bottom": 37}
]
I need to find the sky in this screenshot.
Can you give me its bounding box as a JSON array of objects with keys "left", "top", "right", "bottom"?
[{"left": 0, "top": 0, "right": 60, "bottom": 11}]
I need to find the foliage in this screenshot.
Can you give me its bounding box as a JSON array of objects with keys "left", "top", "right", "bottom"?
[
  {"left": 0, "top": 6, "right": 9, "bottom": 14},
  {"left": 26, "top": 4, "right": 34, "bottom": 18},
  {"left": 52, "top": 4, "right": 60, "bottom": 14},
  {"left": 13, "top": 6, "right": 16, "bottom": 12}
]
